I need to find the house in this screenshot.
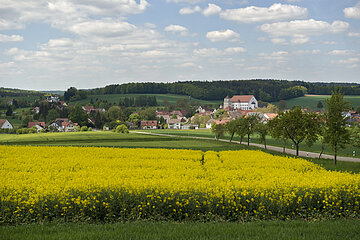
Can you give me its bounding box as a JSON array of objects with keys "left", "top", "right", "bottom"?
[
  {"left": 63, "top": 121, "right": 78, "bottom": 132},
  {"left": 170, "top": 110, "right": 183, "bottom": 117},
  {"left": 168, "top": 119, "right": 182, "bottom": 129},
  {"left": 223, "top": 95, "right": 258, "bottom": 110},
  {"left": 206, "top": 119, "right": 216, "bottom": 129},
  {"left": 140, "top": 121, "right": 158, "bottom": 130},
  {"left": 32, "top": 107, "right": 40, "bottom": 114},
  {"left": 0, "top": 119, "right": 13, "bottom": 129},
  {"left": 82, "top": 106, "right": 95, "bottom": 114},
  {"left": 157, "top": 114, "right": 171, "bottom": 124},
  {"left": 47, "top": 95, "right": 60, "bottom": 103},
  {"left": 49, "top": 122, "right": 63, "bottom": 132},
  {"left": 28, "top": 122, "right": 45, "bottom": 128},
  {"left": 196, "top": 106, "right": 212, "bottom": 114}
]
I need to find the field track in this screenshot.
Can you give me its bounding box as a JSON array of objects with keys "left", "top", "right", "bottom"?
[{"left": 135, "top": 131, "right": 360, "bottom": 163}]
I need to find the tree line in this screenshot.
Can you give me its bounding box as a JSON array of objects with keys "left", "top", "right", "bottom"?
[
  {"left": 85, "top": 80, "right": 360, "bottom": 102},
  {"left": 212, "top": 88, "right": 358, "bottom": 165}
]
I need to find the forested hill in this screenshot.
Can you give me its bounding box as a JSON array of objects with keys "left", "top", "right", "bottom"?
[
  {"left": 87, "top": 80, "right": 360, "bottom": 102},
  {"left": 0, "top": 87, "right": 45, "bottom": 98}
]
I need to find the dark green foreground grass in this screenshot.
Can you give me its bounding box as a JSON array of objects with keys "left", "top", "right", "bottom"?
[{"left": 2, "top": 221, "right": 360, "bottom": 240}]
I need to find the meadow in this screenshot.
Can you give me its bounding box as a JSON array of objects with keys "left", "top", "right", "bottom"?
[
  {"left": 69, "top": 93, "right": 222, "bottom": 106},
  {"left": 148, "top": 129, "right": 360, "bottom": 159},
  {"left": 1, "top": 146, "right": 360, "bottom": 225},
  {"left": 271, "top": 95, "right": 360, "bottom": 110}
]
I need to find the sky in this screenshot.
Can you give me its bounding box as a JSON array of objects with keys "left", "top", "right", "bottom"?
[{"left": 0, "top": 0, "right": 360, "bottom": 91}]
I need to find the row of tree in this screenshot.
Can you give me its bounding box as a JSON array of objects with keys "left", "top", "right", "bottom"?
[
  {"left": 86, "top": 80, "right": 360, "bottom": 102},
  {"left": 212, "top": 88, "right": 356, "bottom": 165}
]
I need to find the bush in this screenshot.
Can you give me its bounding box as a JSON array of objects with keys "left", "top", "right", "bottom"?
[
  {"left": 115, "top": 124, "right": 129, "bottom": 134},
  {"left": 80, "top": 126, "right": 88, "bottom": 132},
  {"left": 88, "top": 127, "right": 92, "bottom": 131}
]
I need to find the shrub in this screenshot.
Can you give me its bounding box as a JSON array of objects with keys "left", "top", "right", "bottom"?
[
  {"left": 116, "top": 124, "right": 129, "bottom": 133},
  {"left": 80, "top": 126, "right": 88, "bottom": 132}
]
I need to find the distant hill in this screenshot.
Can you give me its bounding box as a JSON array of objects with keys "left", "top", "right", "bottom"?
[
  {"left": 86, "top": 80, "right": 360, "bottom": 102},
  {"left": 0, "top": 87, "right": 45, "bottom": 98}
]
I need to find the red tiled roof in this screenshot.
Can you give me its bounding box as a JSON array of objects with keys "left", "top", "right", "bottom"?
[
  {"left": 140, "top": 121, "right": 157, "bottom": 126},
  {"left": 28, "top": 122, "right": 45, "bottom": 128},
  {"left": 0, "top": 119, "right": 8, "bottom": 128},
  {"left": 231, "top": 95, "right": 254, "bottom": 103}
]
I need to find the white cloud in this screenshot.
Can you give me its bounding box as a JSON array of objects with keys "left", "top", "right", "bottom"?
[
  {"left": 206, "top": 29, "right": 240, "bottom": 42},
  {"left": 68, "top": 19, "right": 136, "bottom": 37},
  {"left": 193, "top": 47, "right": 246, "bottom": 57},
  {"left": 164, "top": 24, "right": 189, "bottom": 36},
  {"left": 344, "top": 3, "right": 360, "bottom": 19},
  {"left": 348, "top": 32, "right": 360, "bottom": 37},
  {"left": 261, "top": 19, "right": 349, "bottom": 37},
  {"left": 224, "top": 47, "right": 246, "bottom": 54},
  {"left": 293, "top": 49, "right": 321, "bottom": 55},
  {"left": 259, "top": 51, "right": 289, "bottom": 61},
  {"left": 271, "top": 38, "right": 288, "bottom": 44},
  {"left": 290, "top": 34, "right": 309, "bottom": 44},
  {"left": 220, "top": 3, "right": 307, "bottom": 23},
  {"left": 328, "top": 50, "right": 355, "bottom": 55},
  {"left": 338, "top": 58, "right": 359, "bottom": 64},
  {"left": 0, "top": 34, "right": 24, "bottom": 42},
  {"left": 166, "top": 0, "right": 203, "bottom": 4},
  {"left": 203, "top": 4, "right": 221, "bottom": 17},
  {"left": 179, "top": 6, "right": 201, "bottom": 15}
]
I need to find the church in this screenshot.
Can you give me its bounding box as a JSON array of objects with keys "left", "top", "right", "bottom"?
[{"left": 223, "top": 95, "right": 258, "bottom": 110}]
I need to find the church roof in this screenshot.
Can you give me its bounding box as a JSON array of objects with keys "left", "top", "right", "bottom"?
[{"left": 231, "top": 95, "right": 254, "bottom": 103}]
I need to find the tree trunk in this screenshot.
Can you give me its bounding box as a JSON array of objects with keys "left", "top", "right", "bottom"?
[
  {"left": 296, "top": 144, "right": 299, "bottom": 156},
  {"left": 318, "top": 143, "right": 324, "bottom": 159},
  {"left": 240, "top": 136, "right": 243, "bottom": 144},
  {"left": 334, "top": 148, "right": 337, "bottom": 165},
  {"left": 283, "top": 140, "right": 286, "bottom": 153},
  {"left": 264, "top": 138, "right": 267, "bottom": 150},
  {"left": 230, "top": 133, "right": 234, "bottom": 142},
  {"left": 247, "top": 134, "right": 250, "bottom": 146}
]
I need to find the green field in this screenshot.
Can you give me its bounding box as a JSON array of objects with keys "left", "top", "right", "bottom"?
[
  {"left": 0, "top": 131, "right": 245, "bottom": 152},
  {"left": 144, "top": 129, "right": 360, "bottom": 159},
  {"left": 70, "top": 93, "right": 222, "bottom": 106},
  {"left": 2, "top": 221, "right": 360, "bottom": 240},
  {"left": 272, "top": 95, "right": 360, "bottom": 110}
]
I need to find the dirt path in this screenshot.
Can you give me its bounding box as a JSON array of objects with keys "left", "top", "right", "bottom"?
[{"left": 134, "top": 131, "right": 360, "bottom": 163}]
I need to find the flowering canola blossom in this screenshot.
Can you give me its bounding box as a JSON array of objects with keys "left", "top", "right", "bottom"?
[{"left": 1, "top": 145, "right": 360, "bottom": 223}]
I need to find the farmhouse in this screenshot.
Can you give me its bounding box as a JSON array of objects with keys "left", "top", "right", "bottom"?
[
  {"left": 140, "top": 121, "right": 158, "bottom": 130},
  {"left": 0, "top": 119, "right": 13, "bottom": 129},
  {"left": 223, "top": 95, "right": 258, "bottom": 110},
  {"left": 28, "top": 122, "right": 45, "bottom": 128}
]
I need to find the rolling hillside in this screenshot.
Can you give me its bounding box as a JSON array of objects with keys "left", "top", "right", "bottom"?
[
  {"left": 272, "top": 95, "right": 360, "bottom": 110},
  {"left": 69, "top": 93, "right": 223, "bottom": 106}
]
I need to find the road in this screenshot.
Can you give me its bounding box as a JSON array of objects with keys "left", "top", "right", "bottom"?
[{"left": 134, "top": 131, "right": 360, "bottom": 163}]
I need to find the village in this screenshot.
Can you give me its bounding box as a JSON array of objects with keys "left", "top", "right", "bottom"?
[{"left": 1, "top": 94, "right": 360, "bottom": 133}]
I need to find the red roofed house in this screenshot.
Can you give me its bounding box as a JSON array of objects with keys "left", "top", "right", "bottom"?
[
  {"left": 0, "top": 119, "right": 13, "bottom": 129},
  {"left": 223, "top": 95, "right": 258, "bottom": 110},
  {"left": 28, "top": 122, "right": 45, "bottom": 128},
  {"left": 82, "top": 106, "right": 95, "bottom": 114},
  {"left": 140, "top": 121, "right": 158, "bottom": 130}
]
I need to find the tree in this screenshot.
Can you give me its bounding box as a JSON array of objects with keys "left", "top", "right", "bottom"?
[
  {"left": 235, "top": 117, "right": 247, "bottom": 144},
  {"left": 128, "top": 113, "right": 140, "bottom": 126},
  {"left": 211, "top": 123, "right": 225, "bottom": 140},
  {"left": 356, "top": 106, "right": 360, "bottom": 114},
  {"left": 46, "top": 109, "right": 60, "bottom": 123},
  {"left": 226, "top": 120, "right": 238, "bottom": 142},
  {"left": 5, "top": 106, "right": 13, "bottom": 116},
  {"left": 324, "top": 88, "right": 351, "bottom": 165},
  {"left": 108, "top": 106, "right": 125, "bottom": 121},
  {"left": 69, "top": 104, "right": 88, "bottom": 126},
  {"left": 214, "top": 109, "right": 227, "bottom": 120},
  {"left": 116, "top": 124, "right": 129, "bottom": 133},
  {"left": 279, "top": 100, "right": 287, "bottom": 110},
  {"left": 350, "top": 126, "right": 360, "bottom": 148},
  {"left": 243, "top": 115, "right": 260, "bottom": 146},
  {"left": 268, "top": 107, "right": 320, "bottom": 156},
  {"left": 256, "top": 123, "right": 269, "bottom": 149},
  {"left": 317, "top": 101, "right": 323, "bottom": 109}
]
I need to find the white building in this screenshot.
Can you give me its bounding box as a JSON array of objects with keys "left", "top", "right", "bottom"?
[
  {"left": 223, "top": 95, "right": 258, "bottom": 110},
  {"left": 0, "top": 119, "right": 13, "bottom": 129}
]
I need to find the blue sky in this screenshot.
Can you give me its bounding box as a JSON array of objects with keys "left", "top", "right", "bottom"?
[{"left": 0, "top": 0, "right": 359, "bottom": 91}]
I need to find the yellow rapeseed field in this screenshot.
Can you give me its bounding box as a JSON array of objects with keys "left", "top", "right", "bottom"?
[{"left": 1, "top": 145, "right": 359, "bottom": 223}]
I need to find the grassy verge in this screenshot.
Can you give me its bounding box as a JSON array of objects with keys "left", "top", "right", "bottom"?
[
  {"left": 2, "top": 221, "right": 360, "bottom": 240},
  {"left": 146, "top": 129, "right": 360, "bottom": 159}
]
